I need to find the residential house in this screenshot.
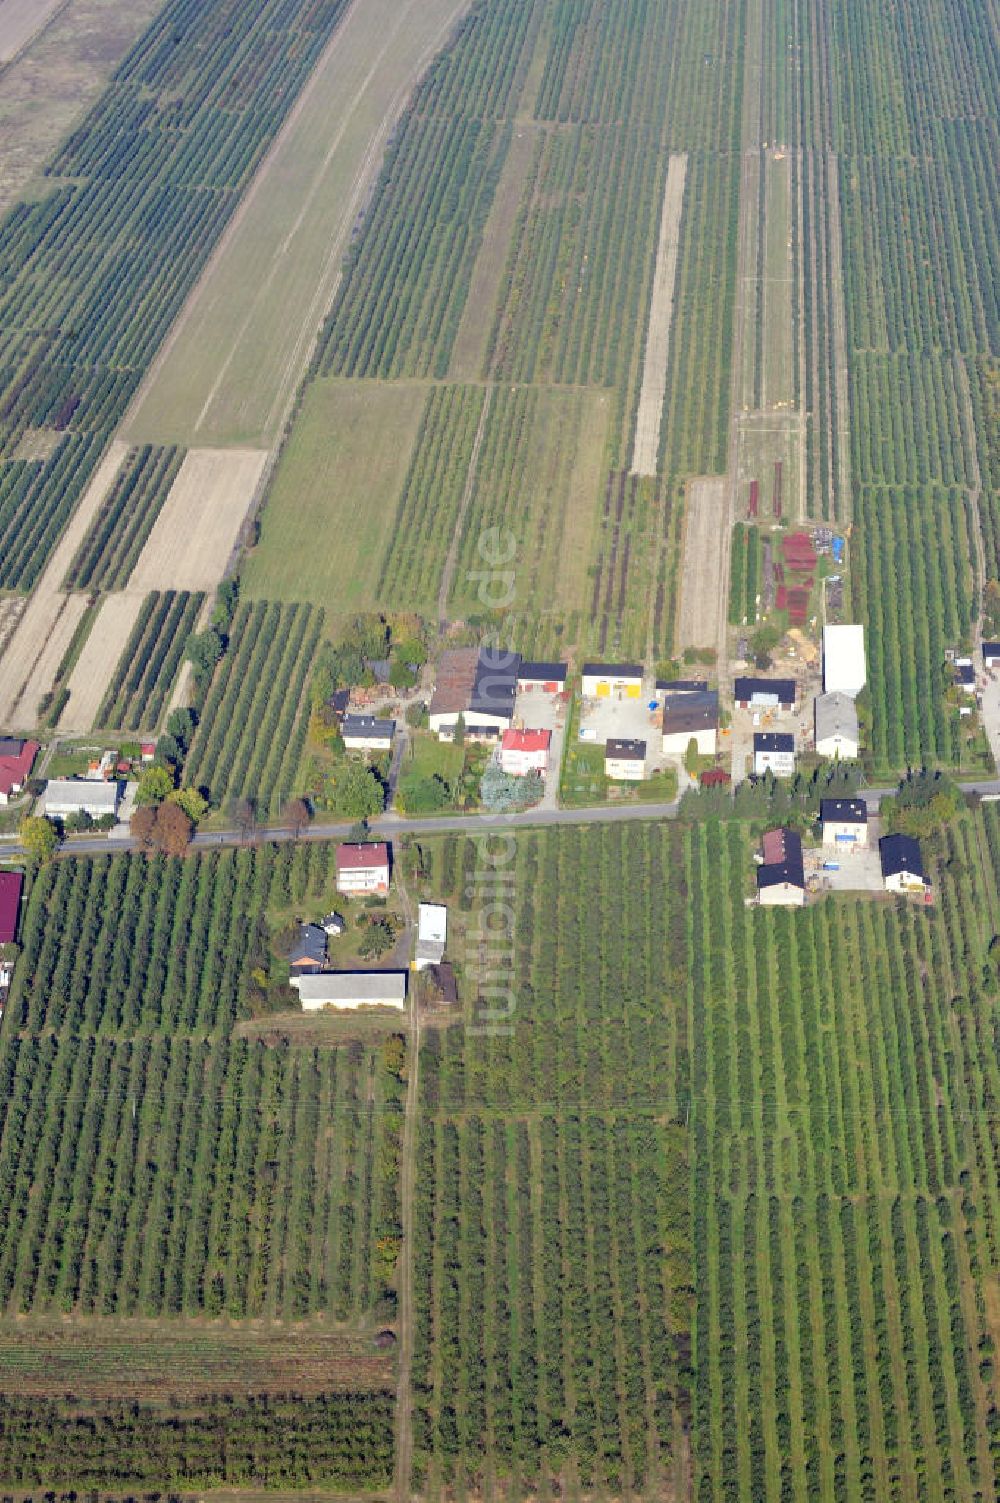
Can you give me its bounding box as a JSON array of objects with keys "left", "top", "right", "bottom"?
[
  {"left": 44, "top": 778, "right": 119, "bottom": 819},
  {"left": 415, "top": 902, "right": 447, "bottom": 971},
  {"left": 517, "top": 662, "right": 567, "bottom": 693},
  {"left": 983, "top": 643, "right": 1000, "bottom": 670},
  {"left": 757, "top": 828, "right": 805, "bottom": 907},
  {"left": 342, "top": 715, "right": 395, "bottom": 751},
  {"left": 499, "top": 728, "right": 551, "bottom": 776},
  {"left": 289, "top": 923, "right": 327, "bottom": 974},
  {"left": 335, "top": 841, "right": 390, "bottom": 894},
  {"left": 820, "top": 798, "right": 868, "bottom": 848},
  {"left": 291, "top": 971, "right": 407, "bottom": 1011},
  {"left": 581, "top": 663, "right": 644, "bottom": 698},
  {"left": 822, "top": 625, "right": 866, "bottom": 697},
  {"left": 140, "top": 742, "right": 156, "bottom": 763},
  {"left": 0, "top": 738, "right": 38, "bottom": 804},
  {"left": 753, "top": 731, "right": 795, "bottom": 777},
  {"left": 322, "top": 912, "right": 346, "bottom": 936},
  {"left": 954, "top": 659, "right": 975, "bottom": 694},
  {"left": 429, "top": 647, "right": 520, "bottom": 739},
  {"left": 605, "top": 738, "right": 646, "bottom": 781},
  {"left": 814, "top": 692, "right": 859, "bottom": 759},
  {"left": 734, "top": 676, "right": 796, "bottom": 711},
  {"left": 661, "top": 690, "right": 718, "bottom": 756},
  {"left": 880, "top": 834, "right": 926, "bottom": 893},
  {"left": 655, "top": 678, "right": 709, "bottom": 695}
]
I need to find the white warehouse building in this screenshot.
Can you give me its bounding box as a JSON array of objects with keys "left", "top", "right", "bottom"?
[
  {"left": 822, "top": 625, "right": 866, "bottom": 698},
  {"left": 44, "top": 779, "right": 120, "bottom": 819},
  {"left": 291, "top": 972, "right": 407, "bottom": 1011}
]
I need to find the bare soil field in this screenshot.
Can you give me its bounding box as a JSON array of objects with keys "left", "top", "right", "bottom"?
[
  {"left": 631, "top": 152, "right": 688, "bottom": 475},
  {"left": 0, "top": 1315, "right": 393, "bottom": 1399},
  {"left": 450, "top": 125, "right": 540, "bottom": 382},
  {"left": 0, "top": 0, "right": 162, "bottom": 216},
  {"left": 0, "top": 0, "right": 65, "bottom": 63},
  {"left": 58, "top": 590, "right": 145, "bottom": 732},
  {"left": 242, "top": 380, "right": 427, "bottom": 608},
  {"left": 125, "top": 0, "right": 472, "bottom": 450},
  {"left": 0, "top": 590, "right": 88, "bottom": 728},
  {"left": 762, "top": 150, "right": 795, "bottom": 409},
  {"left": 127, "top": 447, "right": 268, "bottom": 593},
  {"left": 675, "top": 476, "right": 729, "bottom": 654}
]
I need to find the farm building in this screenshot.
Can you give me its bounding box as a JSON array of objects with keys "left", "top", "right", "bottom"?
[
  {"left": 953, "top": 659, "right": 975, "bottom": 693},
  {"left": 327, "top": 688, "right": 351, "bottom": 720},
  {"left": 342, "top": 714, "right": 395, "bottom": 750},
  {"left": 517, "top": 661, "right": 567, "bottom": 693},
  {"left": 880, "top": 834, "right": 926, "bottom": 893},
  {"left": 335, "top": 841, "right": 390, "bottom": 894},
  {"left": 581, "top": 663, "right": 644, "bottom": 699},
  {"left": 820, "top": 798, "right": 868, "bottom": 848},
  {"left": 814, "top": 692, "right": 859, "bottom": 759},
  {"left": 0, "top": 869, "right": 22, "bottom": 947},
  {"left": 822, "top": 624, "right": 866, "bottom": 697},
  {"left": 655, "top": 678, "right": 708, "bottom": 694},
  {"left": 753, "top": 732, "right": 795, "bottom": 777},
  {"left": 429, "top": 646, "right": 520, "bottom": 739},
  {"left": 44, "top": 778, "right": 119, "bottom": 819},
  {"left": 291, "top": 971, "right": 407, "bottom": 1011},
  {"left": 757, "top": 828, "right": 805, "bottom": 907},
  {"left": 0, "top": 738, "right": 38, "bottom": 803},
  {"left": 289, "top": 923, "right": 326, "bottom": 973},
  {"left": 734, "top": 676, "right": 796, "bottom": 711},
  {"left": 605, "top": 738, "right": 646, "bottom": 780},
  {"left": 322, "top": 912, "right": 346, "bottom": 936},
  {"left": 415, "top": 902, "right": 447, "bottom": 970},
  {"left": 983, "top": 643, "right": 1000, "bottom": 669},
  {"left": 140, "top": 742, "right": 156, "bottom": 762},
  {"left": 661, "top": 690, "right": 718, "bottom": 756},
  {"left": 500, "top": 727, "right": 551, "bottom": 776}
]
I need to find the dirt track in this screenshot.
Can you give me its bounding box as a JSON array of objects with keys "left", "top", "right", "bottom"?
[
  {"left": 127, "top": 447, "right": 268, "bottom": 592},
  {"left": 631, "top": 153, "right": 687, "bottom": 475},
  {"left": 675, "top": 477, "right": 729, "bottom": 653},
  {"left": 59, "top": 591, "right": 146, "bottom": 733},
  {"left": 0, "top": 0, "right": 64, "bottom": 62}
]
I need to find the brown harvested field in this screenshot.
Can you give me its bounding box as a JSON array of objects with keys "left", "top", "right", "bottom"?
[
  {"left": 631, "top": 152, "right": 687, "bottom": 475},
  {"left": 236, "top": 1009, "right": 407, "bottom": 1048},
  {"left": 675, "top": 476, "right": 729, "bottom": 654},
  {"left": 0, "top": 0, "right": 64, "bottom": 63},
  {"left": 0, "top": 590, "right": 88, "bottom": 728},
  {"left": 0, "top": 1315, "right": 394, "bottom": 1399},
  {"left": 58, "top": 590, "right": 145, "bottom": 732},
  {"left": 0, "top": 0, "right": 162, "bottom": 216},
  {"left": 127, "top": 446, "right": 268, "bottom": 592},
  {"left": 124, "top": 0, "right": 472, "bottom": 450},
  {"left": 449, "top": 125, "right": 540, "bottom": 381}
]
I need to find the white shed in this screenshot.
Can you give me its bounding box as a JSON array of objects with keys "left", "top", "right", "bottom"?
[
  {"left": 44, "top": 779, "right": 120, "bottom": 819},
  {"left": 822, "top": 625, "right": 866, "bottom": 697},
  {"left": 415, "top": 902, "right": 447, "bottom": 971},
  {"left": 291, "top": 972, "right": 407, "bottom": 1011}
]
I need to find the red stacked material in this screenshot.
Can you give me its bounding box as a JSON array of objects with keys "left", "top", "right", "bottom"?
[
  {"left": 776, "top": 585, "right": 788, "bottom": 609},
  {"left": 787, "top": 587, "right": 810, "bottom": 624},
  {"left": 700, "top": 768, "right": 731, "bottom": 787},
  {"left": 748, "top": 479, "right": 759, "bottom": 517},
  {"left": 781, "top": 531, "right": 817, "bottom": 572}
]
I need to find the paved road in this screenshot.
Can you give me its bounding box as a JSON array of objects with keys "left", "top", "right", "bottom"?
[{"left": 4, "top": 779, "right": 1000, "bottom": 861}]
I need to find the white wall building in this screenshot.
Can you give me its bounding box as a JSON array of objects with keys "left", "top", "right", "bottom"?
[
  {"left": 753, "top": 733, "right": 795, "bottom": 777},
  {"left": 605, "top": 738, "right": 646, "bottom": 780},
  {"left": 342, "top": 715, "right": 394, "bottom": 751},
  {"left": 822, "top": 625, "right": 866, "bottom": 697},
  {"left": 415, "top": 902, "right": 447, "bottom": 971},
  {"left": 499, "top": 728, "right": 550, "bottom": 776},
  {"left": 581, "top": 664, "right": 644, "bottom": 699},
  {"left": 335, "top": 842, "right": 390, "bottom": 894},
  {"left": 44, "top": 779, "right": 119, "bottom": 819},
  {"left": 815, "top": 692, "right": 859, "bottom": 759},
  {"left": 820, "top": 798, "right": 868, "bottom": 848},
  {"left": 291, "top": 972, "right": 407, "bottom": 1011}
]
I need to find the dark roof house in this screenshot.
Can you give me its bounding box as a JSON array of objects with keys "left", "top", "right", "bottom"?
[
  {"left": 655, "top": 678, "right": 709, "bottom": 693},
  {"left": 820, "top": 798, "right": 867, "bottom": 825},
  {"left": 518, "top": 661, "right": 567, "bottom": 684},
  {"left": 735, "top": 676, "right": 796, "bottom": 705},
  {"left": 757, "top": 829, "right": 805, "bottom": 889},
  {"left": 662, "top": 690, "right": 719, "bottom": 738},
  {"left": 754, "top": 732, "right": 794, "bottom": 753},
  {"left": 880, "top": 834, "right": 924, "bottom": 882},
  {"left": 289, "top": 923, "right": 327, "bottom": 972},
  {"left": 605, "top": 737, "right": 646, "bottom": 761}
]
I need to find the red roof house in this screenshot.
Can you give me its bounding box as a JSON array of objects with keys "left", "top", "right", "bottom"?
[
  {"left": 0, "top": 739, "right": 38, "bottom": 802},
  {"left": 0, "top": 870, "right": 23, "bottom": 946},
  {"left": 335, "top": 841, "right": 390, "bottom": 894},
  {"left": 499, "top": 727, "right": 551, "bottom": 775}
]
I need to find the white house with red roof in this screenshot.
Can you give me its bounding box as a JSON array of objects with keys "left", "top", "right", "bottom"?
[
  {"left": 0, "top": 739, "right": 38, "bottom": 804},
  {"left": 335, "top": 841, "right": 390, "bottom": 895},
  {"left": 499, "top": 727, "right": 551, "bottom": 776}
]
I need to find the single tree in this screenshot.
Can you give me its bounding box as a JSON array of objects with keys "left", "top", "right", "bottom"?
[
  {"left": 330, "top": 761, "right": 383, "bottom": 820},
  {"left": 19, "top": 815, "right": 58, "bottom": 863},
  {"left": 136, "top": 763, "right": 174, "bottom": 806},
  {"left": 131, "top": 805, "right": 157, "bottom": 848},
  {"left": 170, "top": 786, "right": 208, "bottom": 824},
  {"left": 227, "top": 795, "right": 256, "bottom": 841},
  {"left": 155, "top": 800, "right": 194, "bottom": 856},
  {"left": 282, "top": 796, "right": 311, "bottom": 839}
]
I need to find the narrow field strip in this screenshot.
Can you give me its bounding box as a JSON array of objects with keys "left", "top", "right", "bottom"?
[
  {"left": 127, "top": 448, "right": 268, "bottom": 594},
  {"left": 631, "top": 153, "right": 688, "bottom": 475},
  {"left": 59, "top": 590, "right": 146, "bottom": 733}
]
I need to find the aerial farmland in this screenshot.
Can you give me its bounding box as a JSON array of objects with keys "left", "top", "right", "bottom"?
[{"left": 0, "top": 0, "right": 996, "bottom": 1499}]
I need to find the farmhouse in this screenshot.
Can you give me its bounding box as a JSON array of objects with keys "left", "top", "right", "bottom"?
[
  {"left": 44, "top": 778, "right": 119, "bottom": 819},
  {"left": 342, "top": 714, "right": 394, "bottom": 750},
  {"left": 605, "top": 738, "right": 646, "bottom": 780},
  {"left": 581, "top": 663, "right": 644, "bottom": 699},
  {"left": 517, "top": 661, "right": 567, "bottom": 693},
  {"left": 753, "top": 732, "right": 795, "bottom": 777},
  {"left": 983, "top": 643, "right": 1000, "bottom": 669},
  {"left": 661, "top": 690, "right": 718, "bottom": 756},
  {"left": 336, "top": 841, "right": 390, "bottom": 894},
  {"left": 500, "top": 727, "right": 550, "bottom": 776},
  {"left": 820, "top": 798, "right": 868, "bottom": 848},
  {"left": 953, "top": 659, "right": 975, "bottom": 693},
  {"left": 757, "top": 828, "right": 805, "bottom": 907},
  {"left": 289, "top": 923, "right": 326, "bottom": 973},
  {"left": 880, "top": 834, "right": 926, "bottom": 893},
  {"left": 734, "top": 676, "right": 796, "bottom": 711},
  {"left": 429, "top": 646, "right": 520, "bottom": 739},
  {"left": 815, "top": 692, "right": 859, "bottom": 759},
  {"left": 291, "top": 971, "right": 407, "bottom": 1011},
  {"left": 0, "top": 738, "right": 38, "bottom": 804},
  {"left": 415, "top": 902, "right": 447, "bottom": 970},
  {"left": 822, "top": 624, "right": 866, "bottom": 697}
]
